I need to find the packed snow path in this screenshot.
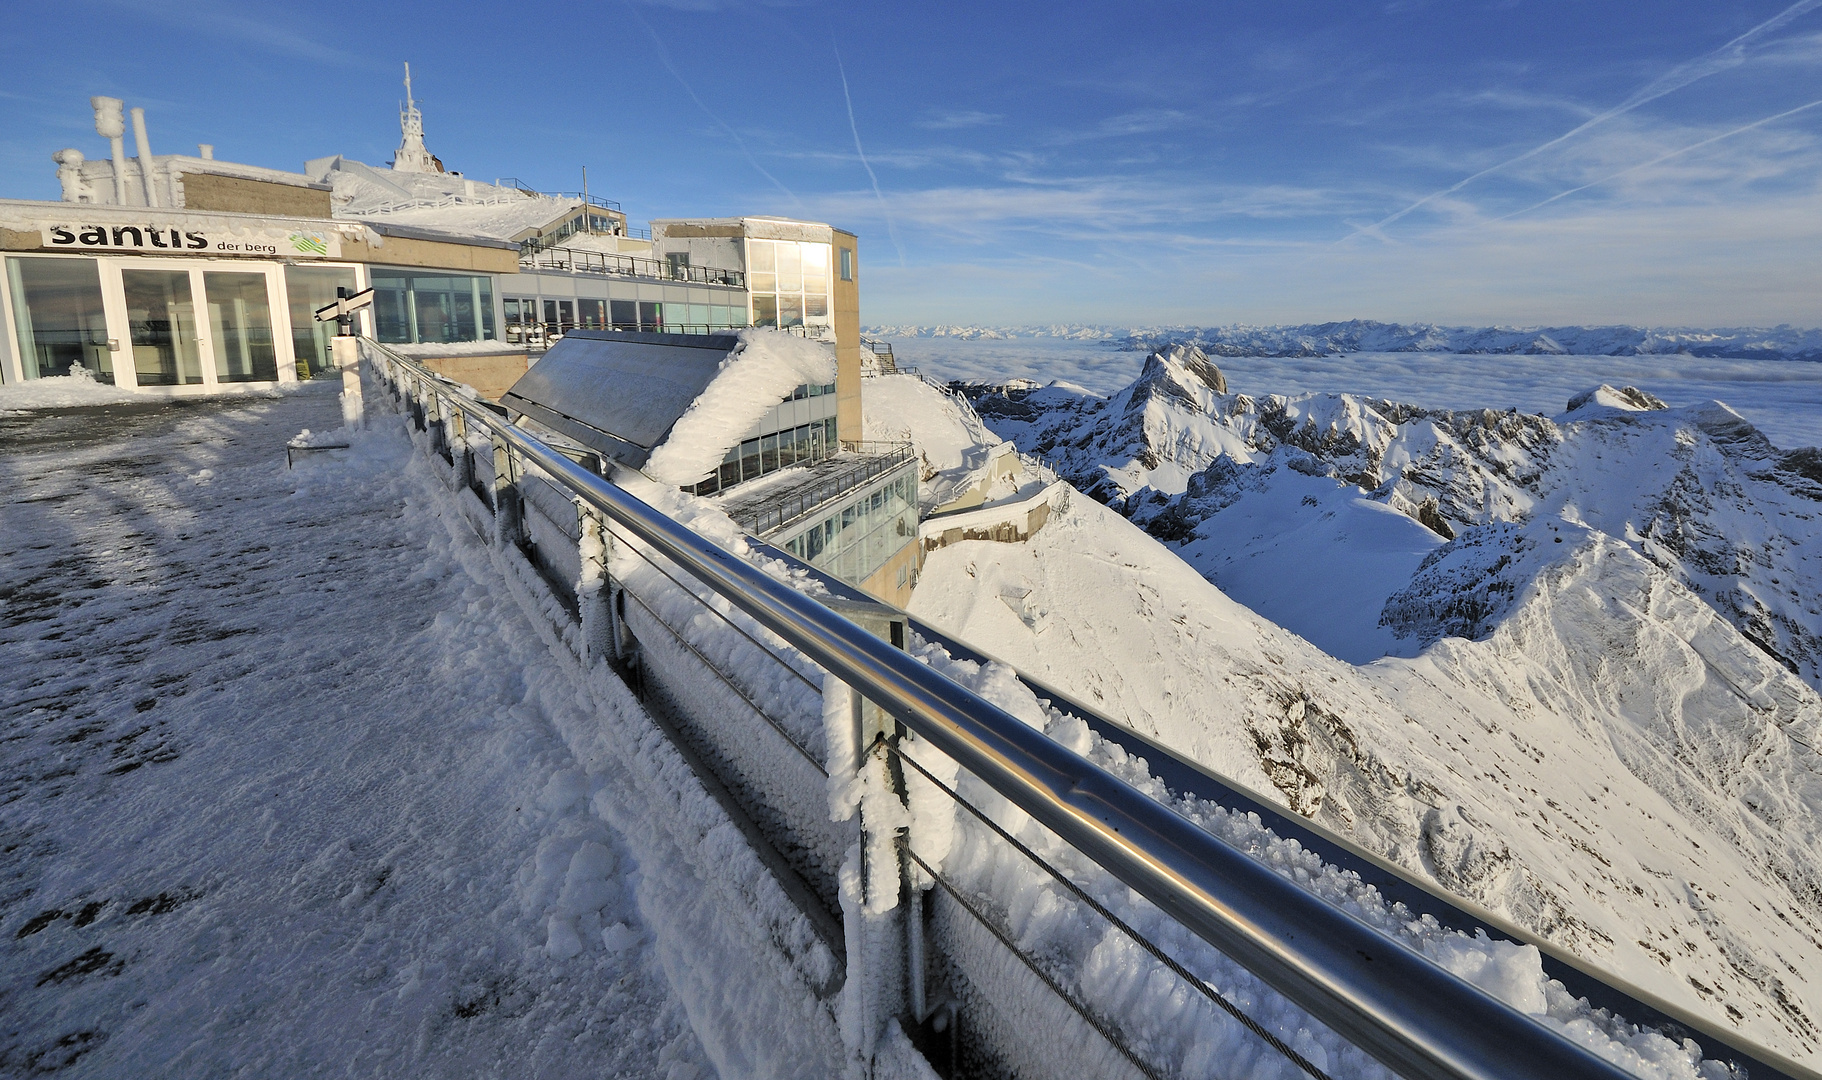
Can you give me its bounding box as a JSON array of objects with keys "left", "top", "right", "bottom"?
[{"left": 0, "top": 387, "right": 711, "bottom": 1077}]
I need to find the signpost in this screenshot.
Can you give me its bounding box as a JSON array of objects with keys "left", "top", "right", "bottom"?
[
  {"left": 317, "top": 287, "right": 376, "bottom": 428},
  {"left": 313, "top": 286, "right": 375, "bottom": 337}
]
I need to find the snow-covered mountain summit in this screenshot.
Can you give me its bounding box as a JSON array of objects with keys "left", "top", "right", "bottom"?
[
  {"left": 867, "top": 321, "right": 1822, "bottom": 361},
  {"left": 912, "top": 345, "right": 1822, "bottom": 1060},
  {"left": 971, "top": 345, "right": 1822, "bottom": 691}
]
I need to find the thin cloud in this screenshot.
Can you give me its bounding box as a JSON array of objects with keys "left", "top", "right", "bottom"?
[
  {"left": 915, "top": 110, "right": 1003, "bottom": 130},
  {"left": 834, "top": 43, "right": 904, "bottom": 265},
  {"left": 98, "top": 0, "right": 375, "bottom": 68},
  {"left": 1339, "top": 0, "right": 1822, "bottom": 243},
  {"left": 1497, "top": 97, "right": 1822, "bottom": 221},
  {"left": 623, "top": 1, "right": 802, "bottom": 208}
]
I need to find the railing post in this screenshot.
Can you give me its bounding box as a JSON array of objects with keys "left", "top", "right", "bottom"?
[
  {"left": 577, "top": 500, "right": 614, "bottom": 666},
  {"left": 449, "top": 406, "right": 473, "bottom": 491},
  {"left": 491, "top": 433, "right": 524, "bottom": 548},
  {"left": 824, "top": 600, "right": 920, "bottom": 1075}
]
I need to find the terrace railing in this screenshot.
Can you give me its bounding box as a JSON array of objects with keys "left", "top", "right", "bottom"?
[{"left": 359, "top": 336, "right": 1810, "bottom": 1080}]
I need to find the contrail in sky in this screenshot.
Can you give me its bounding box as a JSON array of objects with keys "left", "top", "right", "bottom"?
[
  {"left": 1495, "top": 96, "right": 1822, "bottom": 221},
  {"left": 1339, "top": 0, "right": 1822, "bottom": 243},
  {"left": 835, "top": 43, "right": 905, "bottom": 266},
  {"left": 624, "top": 3, "right": 802, "bottom": 208}
]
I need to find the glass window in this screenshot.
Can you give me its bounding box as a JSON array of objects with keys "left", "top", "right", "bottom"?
[
  {"left": 779, "top": 296, "right": 803, "bottom": 328},
  {"left": 205, "top": 272, "right": 278, "bottom": 383},
  {"left": 283, "top": 265, "right": 358, "bottom": 379},
  {"left": 750, "top": 273, "right": 776, "bottom": 293},
  {"left": 739, "top": 438, "right": 760, "bottom": 480},
  {"left": 638, "top": 301, "right": 661, "bottom": 331},
  {"left": 688, "top": 304, "right": 709, "bottom": 330},
  {"left": 371, "top": 270, "right": 495, "bottom": 344},
  {"left": 752, "top": 295, "right": 777, "bottom": 328},
  {"left": 6, "top": 257, "right": 110, "bottom": 382},
  {"left": 801, "top": 242, "right": 828, "bottom": 279},
  {"left": 760, "top": 433, "right": 779, "bottom": 472},
  {"left": 840, "top": 247, "right": 853, "bottom": 282},
  {"left": 805, "top": 294, "right": 829, "bottom": 318},
  {"left": 122, "top": 268, "right": 202, "bottom": 385},
  {"left": 748, "top": 239, "right": 775, "bottom": 273},
  {"left": 611, "top": 299, "right": 637, "bottom": 330},
  {"left": 776, "top": 243, "right": 801, "bottom": 292}
]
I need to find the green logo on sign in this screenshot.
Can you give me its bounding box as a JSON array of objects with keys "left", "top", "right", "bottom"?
[{"left": 290, "top": 232, "right": 329, "bottom": 256}]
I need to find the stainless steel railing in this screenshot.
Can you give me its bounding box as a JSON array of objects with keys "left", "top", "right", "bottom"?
[{"left": 358, "top": 338, "right": 1749, "bottom": 1080}]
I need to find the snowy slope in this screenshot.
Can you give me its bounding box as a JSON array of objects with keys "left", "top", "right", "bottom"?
[
  {"left": 908, "top": 345, "right": 1822, "bottom": 1061},
  {"left": 860, "top": 372, "right": 1012, "bottom": 512},
  {"left": 908, "top": 484, "right": 1822, "bottom": 1062}
]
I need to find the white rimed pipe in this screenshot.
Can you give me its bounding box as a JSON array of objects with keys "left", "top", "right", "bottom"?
[
  {"left": 130, "top": 106, "right": 160, "bottom": 207},
  {"left": 91, "top": 96, "right": 129, "bottom": 204}
]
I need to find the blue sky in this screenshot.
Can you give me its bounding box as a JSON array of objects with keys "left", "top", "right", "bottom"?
[{"left": 5, "top": 1, "right": 1822, "bottom": 327}]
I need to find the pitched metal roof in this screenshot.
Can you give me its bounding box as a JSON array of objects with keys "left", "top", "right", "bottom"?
[{"left": 500, "top": 330, "right": 741, "bottom": 468}]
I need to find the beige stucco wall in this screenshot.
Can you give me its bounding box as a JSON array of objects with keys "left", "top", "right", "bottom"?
[
  {"left": 859, "top": 535, "right": 922, "bottom": 608},
  {"left": 833, "top": 228, "right": 861, "bottom": 444},
  {"left": 340, "top": 233, "right": 519, "bottom": 274},
  {"left": 416, "top": 351, "right": 529, "bottom": 401},
  {"left": 178, "top": 173, "right": 332, "bottom": 218}
]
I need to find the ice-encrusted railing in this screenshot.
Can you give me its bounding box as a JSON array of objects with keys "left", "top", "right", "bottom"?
[{"left": 358, "top": 338, "right": 1808, "bottom": 1080}]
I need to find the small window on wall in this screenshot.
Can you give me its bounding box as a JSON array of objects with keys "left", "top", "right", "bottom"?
[{"left": 840, "top": 247, "right": 853, "bottom": 281}]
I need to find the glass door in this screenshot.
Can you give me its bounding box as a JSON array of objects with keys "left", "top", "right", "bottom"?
[
  {"left": 205, "top": 272, "right": 278, "bottom": 383},
  {"left": 121, "top": 268, "right": 202, "bottom": 385}
]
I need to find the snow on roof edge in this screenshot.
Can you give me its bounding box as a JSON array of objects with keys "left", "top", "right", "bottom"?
[{"left": 643, "top": 329, "right": 837, "bottom": 486}]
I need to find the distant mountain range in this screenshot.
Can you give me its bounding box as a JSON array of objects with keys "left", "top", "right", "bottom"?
[{"left": 865, "top": 320, "right": 1822, "bottom": 361}]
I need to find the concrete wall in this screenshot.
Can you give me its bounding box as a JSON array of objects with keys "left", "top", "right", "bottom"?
[
  {"left": 860, "top": 536, "right": 922, "bottom": 609},
  {"left": 416, "top": 350, "right": 528, "bottom": 401},
  {"left": 178, "top": 172, "right": 332, "bottom": 218},
  {"left": 340, "top": 232, "right": 519, "bottom": 274},
  {"left": 833, "top": 228, "right": 861, "bottom": 444}
]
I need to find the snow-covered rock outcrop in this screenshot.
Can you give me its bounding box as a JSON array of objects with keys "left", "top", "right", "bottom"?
[
  {"left": 909, "top": 474, "right": 1822, "bottom": 1062},
  {"left": 974, "top": 346, "right": 1822, "bottom": 693}
]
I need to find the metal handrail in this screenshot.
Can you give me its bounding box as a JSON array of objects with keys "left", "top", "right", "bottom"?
[
  {"left": 521, "top": 244, "right": 747, "bottom": 288},
  {"left": 360, "top": 338, "right": 1650, "bottom": 1080},
  {"left": 729, "top": 443, "right": 917, "bottom": 537},
  {"left": 494, "top": 179, "right": 623, "bottom": 212}
]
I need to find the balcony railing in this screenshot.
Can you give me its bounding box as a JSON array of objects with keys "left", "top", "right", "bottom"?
[
  {"left": 493, "top": 178, "right": 622, "bottom": 212},
  {"left": 729, "top": 443, "right": 917, "bottom": 538},
  {"left": 521, "top": 244, "right": 746, "bottom": 289}
]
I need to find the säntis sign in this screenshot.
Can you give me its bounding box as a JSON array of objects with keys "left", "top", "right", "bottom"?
[{"left": 40, "top": 224, "right": 341, "bottom": 258}]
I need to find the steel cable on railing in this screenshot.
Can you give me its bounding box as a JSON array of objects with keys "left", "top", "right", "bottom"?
[
  {"left": 615, "top": 584, "right": 827, "bottom": 778},
  {"left": 885, "top": 738, "right": 1337, "bottom": 1080},
  {"left": 596, "top": 520, "right": 824, "bottom": 696},
  {"left": 897, "top": 841, "right": 1169, "bottom": 1080}
]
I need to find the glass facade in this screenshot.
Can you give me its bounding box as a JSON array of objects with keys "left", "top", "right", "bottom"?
[
  {"left": 688, "top": 408, "right": 837, "bottom": 497},
  {"left": 5, "top": 257, "right": 111, "bottom": 382},
  {"left": 122, "top": 268, "right": 202, "bottom": 386},
  {"left": 205, "top": 272, "right": 279, "bottom": 383},
  {"left": 285, "top": 265, "right": 358, "bottom": 378},
  {"left": 781, "top": 471, "right": 917, "bottom": 587},
  {"left": 747, "top": 239, "right": 830, "bottom": 329},
  {"left": 372, "top": 270, "right": 496, "bottom": 345}
]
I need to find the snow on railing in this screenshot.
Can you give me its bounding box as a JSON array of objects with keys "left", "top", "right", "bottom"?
[{"left": 356, "top": 337, "right": 1800, "bottom": 1080}]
